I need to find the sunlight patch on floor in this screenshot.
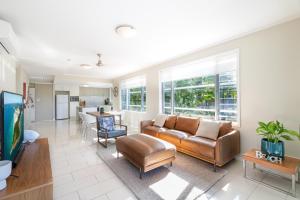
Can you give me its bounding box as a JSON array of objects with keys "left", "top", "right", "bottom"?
[
  {"left": 111, "top": 152, "right": 124, "bottom": 158},
  {"left": 149, "top": 172, "right": 189, "bottom": 200},
  {"left": 185, "top": 186, "right": 206, "bottom": 199},
  {"left": 222, "top": 183, "right": 230, "bottom": 191}
]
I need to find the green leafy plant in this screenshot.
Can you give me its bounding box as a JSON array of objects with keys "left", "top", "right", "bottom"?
[{"left": 256, "top": 120, "right": 300, "bottom": 143}]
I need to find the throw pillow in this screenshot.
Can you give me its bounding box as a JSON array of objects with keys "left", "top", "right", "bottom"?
[
  {"left": 153, "top": 114, "right": 168, "bottom": 127},
  {"left": 196, "top": 119, "right": 221, "bottom": 140},
  {"left": 23, "top": 130, "right": 40, "bottom": 143}
]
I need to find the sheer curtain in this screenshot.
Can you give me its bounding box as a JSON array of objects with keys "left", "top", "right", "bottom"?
[
  {"left": 120, "top": 75, "right": 146, "bottom": 89},
  {"left": 159, "top": 49, "right": 239, "bottom": 82}
]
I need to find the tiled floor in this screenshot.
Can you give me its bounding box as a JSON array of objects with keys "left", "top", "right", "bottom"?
[{"left": 29, "top": 120, "right": 300, "bottom": 200}]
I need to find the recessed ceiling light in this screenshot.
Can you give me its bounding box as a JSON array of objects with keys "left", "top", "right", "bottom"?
[
  {"left": 115, "top": 25, "right": 136, "bottom": 38},
  {"left": 80, "top": 64, "right": 93, "bottom": 69},
  {"left": 67, "top": 58, "right": 71, "bottom": 62}
]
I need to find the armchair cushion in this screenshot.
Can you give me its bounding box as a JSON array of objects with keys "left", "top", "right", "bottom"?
[
  {"left": 98, "top": 128, "right": 127, "bottom": 138},
  {"left": 98, "top": 116, "right": 115, "bottom": 131}
]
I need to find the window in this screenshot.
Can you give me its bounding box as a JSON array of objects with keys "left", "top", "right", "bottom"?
[
  {"left": 160, "top": 50, "right": 239, "bottom": 123},
  {"left": 120, "top": 76, "right": 147, "bottom": 112}
]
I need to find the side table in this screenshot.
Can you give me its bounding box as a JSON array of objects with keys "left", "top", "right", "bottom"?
[{"left": 243, "top": 149, "right": 300, "bottom": 197}]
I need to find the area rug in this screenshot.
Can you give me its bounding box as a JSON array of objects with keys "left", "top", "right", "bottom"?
[{"left": 97, "top": 144, "right": 227, "bottom": 200}]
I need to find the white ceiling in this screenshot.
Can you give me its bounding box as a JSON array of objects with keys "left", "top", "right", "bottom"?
[{"left": 0, "top": 0, "right": 300, "bottom": 80}]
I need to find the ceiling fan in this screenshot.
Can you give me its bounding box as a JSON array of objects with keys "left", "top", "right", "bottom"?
[
  {"left": 96, "top": 53, "right": 103, "bottom": 67},
  {"left": 80, "top": 53, "right": 104, "bottom": 69}
]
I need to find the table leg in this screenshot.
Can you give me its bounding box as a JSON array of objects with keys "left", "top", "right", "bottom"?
[
  {"left": 253, "top": 163, "right": 256, "bottom": 169},
  {"left": 296, "top": 169, "right": 299, "bottom": 183},
  {"left": 243, "top": 160, "right": 247, "bottom": 177},
  {"left": 292, "top": 174, "right": 296, "bottom": 197}
]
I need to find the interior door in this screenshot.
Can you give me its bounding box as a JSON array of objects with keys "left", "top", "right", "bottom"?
[{"left": 35, "top": 84, "right": 54, "bottom": 121}]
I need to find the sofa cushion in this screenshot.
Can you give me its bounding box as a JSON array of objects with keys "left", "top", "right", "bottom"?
[
  {"left": 164, "top": 115, "right": 177, "bottom": 129},
  {"left": 174, "top": 116, "right": 200, "bottom": 135},
  {"left": 143, "top": 126, "right": 167, "bottom": 137},
  {"left": 153, "top": 114, "right": 168, "bottom": 127},
  {"left": 158, "top": 130, "right": 191, "bottom": 146},
  {"left": 195, "top": 119, "right": 220, "bottom": 140},
  {"left": 218, "top": 121, "right": 233, "bottom": 137},
  {"left": 181, "top": 136, "right": 216, "bottom": 159}
]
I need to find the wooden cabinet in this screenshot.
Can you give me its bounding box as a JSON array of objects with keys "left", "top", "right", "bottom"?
[{"left": 0, "top": 138, "right": 53, "bottom": 200}]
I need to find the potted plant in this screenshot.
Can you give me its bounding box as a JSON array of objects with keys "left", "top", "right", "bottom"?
[{"left": 256, "top": 120, "right": 300, "bottom": 159}]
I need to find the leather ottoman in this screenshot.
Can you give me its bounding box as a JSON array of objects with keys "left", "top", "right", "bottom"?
[{"left": 116, "top": 133, "right": 176, "bottom": 179}]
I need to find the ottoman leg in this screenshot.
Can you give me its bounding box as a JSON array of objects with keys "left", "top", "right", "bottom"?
[
  {"left": 213, "top": 162, "right": 217, "bottom": 172},
  {"left": 139, "top": 168, "right": 143, "bottom": 179},
  {"left": 170, "top": 161, "right": 173, "bottom": 167}
]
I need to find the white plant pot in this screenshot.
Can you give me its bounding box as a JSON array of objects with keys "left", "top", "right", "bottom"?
[{"left": 0, "top": 161, "right": 12, "bottom": 190}]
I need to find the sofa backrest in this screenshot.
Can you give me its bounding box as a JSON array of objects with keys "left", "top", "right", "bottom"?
[
  {"left": 218, "top": 121, "right": 233, "bottom": 137},
  {"left": 160, "top": 114, "right": 233, "bottom": 137},
  {"left": 163, "top": 115, "right": 177, "bottom": 129},
  {"left": 174, "top": 116, "right": 200, "bottom": 135}
]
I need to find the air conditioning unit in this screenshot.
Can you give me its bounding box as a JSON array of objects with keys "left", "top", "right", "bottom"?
[{"left": 0, "top": 19, "right": 19, "bottom": 55}]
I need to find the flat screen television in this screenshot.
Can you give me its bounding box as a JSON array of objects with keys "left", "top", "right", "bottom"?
[{"left": 0, "top": 91, "right": 24, "bottom": 165}]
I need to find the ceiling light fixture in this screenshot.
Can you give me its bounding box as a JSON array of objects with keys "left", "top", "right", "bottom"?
[{"left": 115, "top": 25, "right": 137, "bottom": 38}]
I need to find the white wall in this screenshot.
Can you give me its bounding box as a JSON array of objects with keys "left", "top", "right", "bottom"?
[
  {"left": 113, "top": 18, "right": 300, "bottom": 157},
  {"left": 0, "top": 52, "right": 17, "bottom": 92},
  {"left": 16, "top": 64, "right": 29, "bottom": 95}
]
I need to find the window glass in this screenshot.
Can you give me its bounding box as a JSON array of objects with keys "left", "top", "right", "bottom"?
[
  {"left": 218, "top": 71, "right": 237, "bottom": 121},
  {"left": 161, "top": 72, "right": 237, "bottom": 121},
  {"left": 160, "top": 50, "right": 239, "bottom": 123},
  {"left": 121, "top": 86, "right": 146, "bottom": 112}
]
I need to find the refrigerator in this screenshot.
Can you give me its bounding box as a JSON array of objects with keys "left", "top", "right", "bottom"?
[{"left": 56, "top": 95, "right": 69, "bottom": 120}]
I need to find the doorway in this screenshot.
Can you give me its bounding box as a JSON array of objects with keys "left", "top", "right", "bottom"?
[{"left": 35, "top": 84, "right": 54, "bottom": 121}]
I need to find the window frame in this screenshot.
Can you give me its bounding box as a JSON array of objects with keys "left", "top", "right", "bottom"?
[
  {"left": 121, "top": 86, "right": 147, "bottom": 112},
  {"left": 159, "top": 50, "right": 240, "bottom": 126}
]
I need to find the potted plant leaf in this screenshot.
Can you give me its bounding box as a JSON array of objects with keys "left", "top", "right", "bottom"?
[{"left": 256, "top": 120, "right": 300, "bottom": 159}]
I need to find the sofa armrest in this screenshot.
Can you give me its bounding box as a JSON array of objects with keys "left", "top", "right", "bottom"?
[
  {"left": 140, "top": 120, "right": 154, "bottom": 133},
  {"left": 215, "top": 130, "right": 240, "bottom": 166}
]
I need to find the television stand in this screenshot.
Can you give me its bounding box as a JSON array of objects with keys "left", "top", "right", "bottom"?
[{"left": 0, "top": 138, "right": 53, "bottom": 200}]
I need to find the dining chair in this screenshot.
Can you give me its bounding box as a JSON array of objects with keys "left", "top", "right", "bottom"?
[
  {"left": 82, "top": 113, "right": 97, "bottom": 139},
  {"left": 78, "top": 112, "right": 84, "bottom": 133}
]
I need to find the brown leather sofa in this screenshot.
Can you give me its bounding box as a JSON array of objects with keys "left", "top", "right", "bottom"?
[{"left": 140, "top": 115, "right": 240, "bottom": 169}]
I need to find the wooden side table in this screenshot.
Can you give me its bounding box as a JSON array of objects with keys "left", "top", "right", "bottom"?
[{"left": 243, "top": 149, "right": 300, "bottom": 197}]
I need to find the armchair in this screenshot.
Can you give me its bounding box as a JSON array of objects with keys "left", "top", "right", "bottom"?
[{"left": 96, "top": 115, "right": 127, "bottom": 148}]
